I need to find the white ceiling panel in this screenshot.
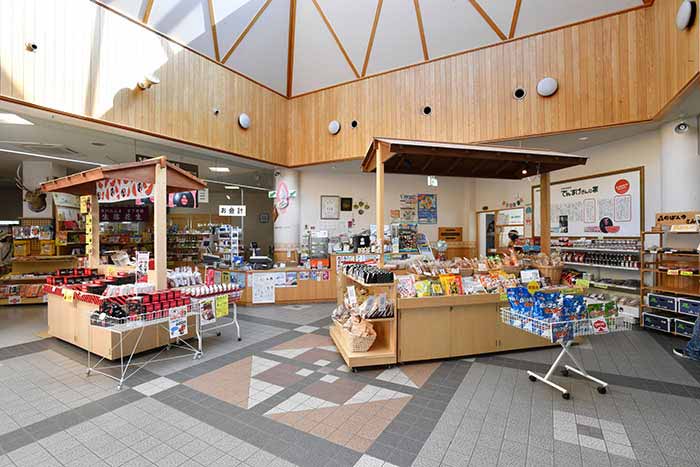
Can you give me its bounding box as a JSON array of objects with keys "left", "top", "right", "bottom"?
[
  {"left": 317, "top": 0, "right": 378, "bottom": 72},
  {"left": 213, "top": 0, "right": 267, "bottom": 58},
  {"left": 365, "top": 0, "right": 424, "bottom": 76},
  {"left": 292, "top": 0, "right": 358, "bottom": 95},
  {"left": 228, "top": 0, "right": 289, "bottom": 94},
  {"left": 515, "top": 0, "right": 643, "bottom": 37},
  {"left": 420, "top": 0, "right": 500, "bottom": 59},
  {"left": 149, "top": 0, "right": 215, "bottom": 58},
  {"left": 479, "top": 0, "right": 517, "bottom": 38},
  {"left": 100, "top": 0, "right": 147, "bottom": 20}
]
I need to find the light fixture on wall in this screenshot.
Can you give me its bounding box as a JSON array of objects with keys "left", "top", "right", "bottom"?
[
  {"left": 674, "top": 121, "right": 690, "bottom": 133},
  {"left": 137, "top": 74, "right": 160, "bottom": 90},
  {"left": 677, "top": 0, "right": 696, "bottom": 30},
  {"left": 25, "top": 42, "right": 38, "bottom": 52},
  {"left": 209, "top": 167, "right": 230, "bottom": 173},
  {"left": 328, "top": 120, "right": 341, "bottom": 135},
  {"left": 536, "top": 77, "right": 558, "bottom": 97},
  {"left": 238, "top": 113, "right": 251, "bottom": 129},
  {"left": 521, "top": 168, "right": 528, "bottom": 175},
  {"left": 225, "top": 185, "right": 240, "bottom": 190}
]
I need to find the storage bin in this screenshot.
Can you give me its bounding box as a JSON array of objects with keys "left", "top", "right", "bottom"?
[
  {"left": 674, "top": 318, "right": 695, "bottom": 338},
  {"left": 642, "top": 312, "right": 672, "bottom": 333},
  {"left": 678, "top": 297, "right": 700, "bottom": 317},
  {"left": 647, "top": 293, "right": 677, "bottom": 313}
]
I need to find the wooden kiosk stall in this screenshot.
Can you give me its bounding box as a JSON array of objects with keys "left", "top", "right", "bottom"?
[
  {"left": 331, "top": 138, "right": 588, "bottom": 369},
  {"left": 41, "top": 158, "right": 207, "bottom": 359}
]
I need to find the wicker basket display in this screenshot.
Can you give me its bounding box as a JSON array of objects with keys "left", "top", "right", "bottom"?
[
  {"left": 501, "top": 265, "right": 522, "bottom": 275},
  {"left": 344, "top": 327, "right": 377, "bottom": 352},
  {"left": 536, "top": 265, "right": 563, "bottom": 285}
]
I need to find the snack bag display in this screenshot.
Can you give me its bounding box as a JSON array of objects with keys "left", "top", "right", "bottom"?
[
  {"left": 586, "top": 299, "right": 617, "bottom": 319},
  {"left": 430, "top": 281, "right": 444, "bottom": 296},
  {"left": 562, "top": 294, "right": 586, "bottom": 320},
  {"left": 506, "top": 287, "right": 534, "bottom": 315},
  {"left": 551, "top": 322, "right": 575, "bottom": 343},
  {"left": 397, "top": 275, "right": 417, "bottom": 298},
  {"left": 533, "top": 291, "right": 562, "bottom": 321},
  {"left": 439, "top": 274, "right": 463, "bottom": 296},
  {"left": 415, "top": 280, "right": 431, "bottom": 297}
]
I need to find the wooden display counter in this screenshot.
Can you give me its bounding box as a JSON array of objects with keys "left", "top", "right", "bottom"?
[
  {"left": 47, "top": 293, "right": 197, "bottom": 360},
  {"left": 397, "top": 294, "right": 554, "bottom": 363},
  {"left": 237, "top": 267, "right": 335, "bottom": 305}
]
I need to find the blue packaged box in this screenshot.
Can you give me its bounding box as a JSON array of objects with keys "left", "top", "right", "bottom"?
[
  {"left": 678, "top": 298, "right": 700, "bottom": 317},
  {"left": 674, "top": 318, "right": 695, "bottom": 338},
  {"left": 643, "top": 312, "right": 671, "bottom": 333},
  {"left": 647, "top": 293, "right": 677, "bottom": 313}
]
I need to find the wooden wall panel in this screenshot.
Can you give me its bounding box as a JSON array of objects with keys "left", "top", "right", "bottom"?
[
  {"left": 0, "top": 0, "right": 288, "bottom": 166},
  {"left": 287, "top": 0, "right": 698, "bottom": 166}
]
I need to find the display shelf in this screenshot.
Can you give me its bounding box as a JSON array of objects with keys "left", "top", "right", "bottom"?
[
  {"left": 589, "top": 281, "right": 639, "bottom": 292},
  {"left": 12, "top": 255, "right": 78, "bottom": 262},
  {"left": 563, "top": 262, "right": 639, "bottom": 271},
  {"left": 0, "top": 275, "right": 49, "bottom": 283},
  {"left": 399, "top": 293, "right": 500, "bottom": 309},
  {"left": 556, "top": 247, "right": 640, "bottom": 254},
  {"left": 641, "top": 268, "right": 699, "bottom": 277},
  {"left": 341, "top": 272, "right": 394, "bottom": 289},
  {"left": 645, "top": 250, "right": 699, "bottom": 256},
  {"left": 0, "top": 296, "right": 45, "bottom": 306},
  {"left": 641, "top": 286, "right": 700, "bottom": 298},
  {"left": 640, "top": 303, "right": 698, "bottom": 317},
  {"left": 330, "top": 323, "right": 395, "bottom": 369}
]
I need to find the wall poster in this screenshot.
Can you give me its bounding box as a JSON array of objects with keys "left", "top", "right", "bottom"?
[
  {"left": 399, "top": 194, "right": 417, "bottom": 222},
  {"left": 320, "top": 196, "right": 340, "bottom": 220},
  {"left": 417, "top": 194, "right": 437, "bottom": 224},
  {"left": 252, "top": 273, "right": 275, "bottom": 304},
  {"left": 532, "top": 167, "right": 643, "bottom": 237}
]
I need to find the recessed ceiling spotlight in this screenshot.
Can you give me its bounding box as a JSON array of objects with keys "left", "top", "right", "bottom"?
[
  {"left": 578, "top": 136, "right": 589, "bottom": 141},
  {"left": 536, "top": 77, "right": 558, "bottom": 97},
  {"left": 91, "top": 142, "right": 106, "bottom": 147},
  {"left": 328, "top": 120, "right": 341, "bottom": 135},
  {"left": 238, "top": 113, "right": 251, "bottom": 129},
  {"left": 521, "top": 169, "right": 528, "bottom": 175},
  {"left": 0, "top": 113, "right": 33, "bottom": 125},
  {"left": 226, "top": 194, "right": 231, "bottom": 200},
  {"left": 209, "top": 167, "right": 230, "bottom": 173},
  {"left": 225, "top": 185, "right": 240, "bottom": 190},
  {"left": 137, "top": 74, "right": 160, "bottom": 90}
]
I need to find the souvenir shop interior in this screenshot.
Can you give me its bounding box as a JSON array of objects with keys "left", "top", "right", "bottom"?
[{"left": 1, "top": 1, "right": 700, "bottom": 466}]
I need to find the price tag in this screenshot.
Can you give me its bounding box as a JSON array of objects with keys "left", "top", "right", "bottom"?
[
  {"left": 63, "top": 289, "right": 74, "bottom": 302},
  {"left": 8, "top": 295, "right": 21, "bottom": 305},
  {"left": 499, "top": 293, "right": 508, "bottom": 302},
  {"left": 527, "top": 281, "right": 541, "bottom": 294},
  {"left": 575, "top": 279, "right": 590, "bottom": 289},
  {"left": 681, "top": 270, "right": 694, "bottom": 277},
  {"left": 215, "top": 294, "right": 229, "bottom": 318},
  {"left": 667, "top": 269, "right": 680, "bottom": 276},
  {"left": 42, "top": 294, "right": 48, "bottom": 303},
  {"left": 347, "top": 286, "right": 357, "bottom": 306},
  {"left": 595, "top": 282, "right": 608, "bottom": 289},
  {"left": 222, "top": 271, "right": 231, "bottom": 284},
  {"left": 107, "top": 266, "right": 116, "bottom": 277}
]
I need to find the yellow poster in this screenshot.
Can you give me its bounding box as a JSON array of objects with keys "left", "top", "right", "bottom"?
[
  {"left": 79, "top": 195, "right": 90, "bottom": 214},
  {"left": 221, "top": 271, "right": 230, "bottom": 285},
  {"left": 63, "top": 289, "right": 74, "bottom": 302},
  {"left": 215, "top": 294, "right": 229, "bottom": 318}
]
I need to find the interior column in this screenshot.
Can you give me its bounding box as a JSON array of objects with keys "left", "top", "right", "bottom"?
[
  {"left": 660, "top": 120, "right": 700, "bottom": 212},
  {"left": 273, "top": 168, "right": 300, "bottom": 262}
]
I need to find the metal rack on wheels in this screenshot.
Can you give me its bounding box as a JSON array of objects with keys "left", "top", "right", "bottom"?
[
  {"left": 87, "top": 305, "right": 202, "bottom": 390},
  {"left": 191, "top": 289, "right": 242, "bottom": 341},
  {"left": 500, "top": 308, "right": 633, "bottom": 399}
]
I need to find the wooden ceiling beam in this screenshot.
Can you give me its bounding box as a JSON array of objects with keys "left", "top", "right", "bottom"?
[
  {"left": 286, "top": 0, "right": 297, "bottom": 96},
  {"left": 312, "top": 0, "right": 360, "bottom": 78},
  {"left": 391, "top": 145, "right": 586, "bottom": 166},
  {"left": 142, "top": 0, "right": 155, "bottom": 23},
  {"left": 413, "top": 0, "right": 429, "bottom": 61},
  {"left": 207, "top": 0, "right": 221, "bottom": 61},
  {"left": 362, "top": 0, "right": 383, "bottom": 77},
  {"left": 508, "top": 0, "right": 522, "bottom": 39},
  {"left": 421, "top": 156, "right": 434, "bottom": 172},
  {"left": 221, "top": 0, "right": 272, "bottom": 64},
  {"left": 468, "top": 0, "right": 506, "bottom": 40}
]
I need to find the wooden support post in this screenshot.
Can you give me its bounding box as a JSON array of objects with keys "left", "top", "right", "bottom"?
[
  {"left": 540, "top": 172, "right": 551, "bottom": 255},
  {"left": 376, "top": 143, "right": 386, "bottom": 267},
  {"left": 152, "top": 160, "right": 168, "bottom": 289},
  {"left": 88, "top": 194, "right": 100, "bottom": 268}
]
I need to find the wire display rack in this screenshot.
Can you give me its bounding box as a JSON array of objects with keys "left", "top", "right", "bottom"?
[
  {"left": 189, "top": 290, "right": 242, "bottom": 341},
  {"left": 87, "top": 291, "right": 241, "bottom": 390},
  {"left": 500, "top": 307, "right": 633, "bottom": 399}
]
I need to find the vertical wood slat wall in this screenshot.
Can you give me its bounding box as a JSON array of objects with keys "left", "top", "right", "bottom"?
[
  {"left": 287, "top": 0, "right": 699, "bottom": 166},
  {"left": 0, "top": 0, "right": 697, "bottom": 169},
  {"left": 0, "top": 0, "right": 288, "bottom": 166}
]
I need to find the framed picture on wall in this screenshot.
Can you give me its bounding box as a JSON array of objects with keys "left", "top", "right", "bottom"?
[
  {"left": 341, "top": 197, "right": 353, "bottom": 211},
  {"left": 320, "top": 195, "right": 340, "bottom": 219}
]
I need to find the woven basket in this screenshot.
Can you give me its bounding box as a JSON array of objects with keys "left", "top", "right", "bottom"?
[
  {"left": 345, "top": 327, "right": 377, "bottom": 352},
  {"left": 459, "top": 268, "right": 474, "bottom": 277},
  {"left": 501, "top": 265, "right": 522, "bottom": 275},
  {"left": 536, "top": 265, "right": 563, "bottom": 285}
]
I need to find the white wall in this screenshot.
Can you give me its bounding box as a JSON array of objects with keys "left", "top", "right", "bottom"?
[
  {"left": 474, "top": 129, "right": 663, "bottom": 238},
  {"left": 298, "top": 171, "right": 474, "bottom": 242}
]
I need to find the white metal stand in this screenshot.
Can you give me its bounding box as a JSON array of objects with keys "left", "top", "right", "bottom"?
[
  {"left": 526, "top": 340, "right": 608, "bottom": 400},
  {"left": 201, "top": 300, "right": 241, "bottom": 341}
]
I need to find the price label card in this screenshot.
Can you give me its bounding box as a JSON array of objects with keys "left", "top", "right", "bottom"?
[
  {"left": 8, "top": 295, "right": 21, "bottom": 305},
  {"left": 347, "top": 286, "right": 357, "bottom": 306},
  {"left": 575, "top": 279, "right": 590, "bottom": 289},
  {"left": 107, "top": 266, "right": 116, "bottom": 277},
  {"left": 215, "top": 294, "right": 229, "bottom": 318},
  {"left": 527, "top": 281, "right": 541, "bottom": 294},
  {"left": 667, "top": 269, "right": 680, "bottom": 276},
  {"left": 499, "top": 293, "right": 508, "bottom": 302},
  {"left": 681, "top": 270, "right": 694, "bottom": 277},
  {"left": 63, "top": 289, "right": 74, "bottom": 302},
  {"left": 595, "top": 283, "right": 608, "bottom": 289}
]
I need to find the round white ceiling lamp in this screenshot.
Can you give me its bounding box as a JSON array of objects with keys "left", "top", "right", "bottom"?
[
  {"left": 238, "top": 113, "right": 251, "bottom": 129},
  {"left": 676, "top": 0, "right": 696, "bottom": 30},
  {"left": 328, "top": 120, "right": 341, "bottom": 135},
  {"left": 536, "top": 77, "right": 558, "bottom": 97}
]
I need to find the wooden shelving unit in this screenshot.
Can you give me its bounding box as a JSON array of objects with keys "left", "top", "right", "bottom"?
[
  {"left": 640, "top": 230, "right": 700, "bottom": 337},
  {"left": 331, "top": 272, "right": 397, "bottom": 370}
]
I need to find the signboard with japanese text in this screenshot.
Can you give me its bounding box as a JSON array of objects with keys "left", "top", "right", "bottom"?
[{"left": 218, "top": 205, "right": 246, "bottom": 216}]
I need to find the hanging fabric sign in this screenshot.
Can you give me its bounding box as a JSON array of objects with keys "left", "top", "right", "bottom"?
[{"left": 96, "top": 179, "right": 153, "bottom": 203}]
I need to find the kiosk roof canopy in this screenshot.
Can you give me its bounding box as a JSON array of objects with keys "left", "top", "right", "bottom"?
[
  {"left": 41, "top": 157, "right": 207, "bottom": 195},
  {"left": 362, "top": 138, "right": 587, "bottom": 179}
]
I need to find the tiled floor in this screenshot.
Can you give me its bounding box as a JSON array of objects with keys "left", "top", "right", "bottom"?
[{"left": 1, "top": 302, "right": 700, "bottom": 467}]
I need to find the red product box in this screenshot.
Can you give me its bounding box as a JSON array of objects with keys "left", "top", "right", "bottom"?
[
  {"left": 153, "top": 302, "right": 161, "bottom": 311},
  {"left": 183, "top": 297, "right": 191, "bottom": 305},
  {"left": 142, "top": 294, "right": 151, "bottom": 304},
  {"left": 166, "top": 291, "right": 174, "bottom": 301},
  {"left": 158, "top": 292, "right": 167, "bottom": 302},
  {"left": 176, "top": 299, "right": 184, "bottom": 307},
  {"left": 173, "top": 290, "right": 182, "bottom": 299}
]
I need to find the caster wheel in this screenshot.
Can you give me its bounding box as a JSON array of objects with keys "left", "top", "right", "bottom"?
[
  {"left": 529, "top": 375, "right": 536, "bottom": 382},
  {"left": 561, "top": 369, "right": 569, "bottom": 377},
  {"left": 216, "top": 332, "right": 222, "bottom": 337},
  {"left": 597, "top": 386, "right": 607, "bottom": 394},
  {"left": 237, "top": 337, "right": 242, "bottom": 341},
  {"left": 352, "top": 368, "right": 358, "bottom": 373},
  {"left": 562, "top": 393, "right": 570, "bottom": 400},
  {"left": 86, "top": 369, "right": 91, "bottom": 376},
  {"left": 166, "top": 345, "right": 171, "bottom": 351},
  {"left": 117, "top": 385, "right": 122, "bottom": 391}
]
